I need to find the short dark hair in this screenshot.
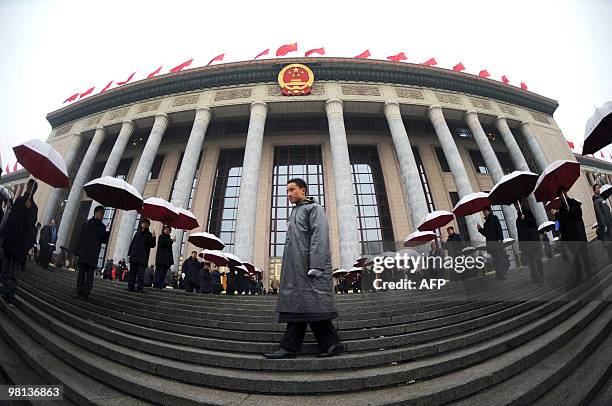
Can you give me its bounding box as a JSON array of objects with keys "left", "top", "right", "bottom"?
[
  {"left": 483, "top": 205, "right": 492, "bottom": 212},
  {"left": 593, "top": 183, "right": 600, "bottom": 191},
  {"left": 287, "top": 177, "right": 308, "bottom": 192},
  {"left": 26, "top": 179, "right": 38, "bottom": 198},
  {"left": 94, "top": 205, "right": 105, "bottom": 215},
  {"left": 163, "top": 225, "right": 171, "bottom": 231},
  {"left": 140, "top": 217, "right": 150, "bottom": 226},
  {"left": 447, "top": 226, "right": 454, "bottom": 232},
  {"left": 191, "top": 250, "right": 197, "bottom": 255}
]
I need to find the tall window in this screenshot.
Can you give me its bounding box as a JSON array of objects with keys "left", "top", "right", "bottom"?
[
  {"left": 435, "top": 147, "right": 451, "bottom": 172},
  {"left": 496, "top": 151, "right": 515, "bottom": 175},
  {"left": 207, "top": 148, "right": 244, "bottom": 253},
  {"left": 349, "top": 145, "right": 394, "bottom": 254},
  {"left": 269, "top": 145, "right": 325, "bottom": 279},
  {"left": 412, "top": 146, "right": 436, "bottom": 212},
  {"left": 449, "top": 192, "right": 470, "bottom": 243},
  {"left": 468, "top": 149, "right": 489, "bottom": 174},
  {"left": 147, "top": 154, "right": 165, "bottom": 180}
]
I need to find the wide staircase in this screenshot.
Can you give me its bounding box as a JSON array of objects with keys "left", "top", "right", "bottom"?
[{"left": 1, "top": 243, "right": 612, "bottom": 405}]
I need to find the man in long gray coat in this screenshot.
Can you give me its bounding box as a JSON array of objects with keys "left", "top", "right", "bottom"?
[{"left": 264, "top": 178, "right": 344, "bottom": 359}]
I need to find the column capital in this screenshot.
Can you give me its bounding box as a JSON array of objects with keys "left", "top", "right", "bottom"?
[
  {"left": 153, "top": 113, "right": 170, "bottom": 130},
  {"left": 383, "top": 101, "right": 401, "bottom": 119},
  {"left": 195, "top": 106, "right": 212, "bottom": 121},
  {"left": 520, "top": 120, "right": 532, "bottom": 128},
  {"left": 92, "top": 127, "right": 106, "bottom": 144},
  {"left": 427, "top": 104, "right": 444, "bottom": 121},
  {"left": 250, "top": 101, "right": 267, "bottom": 118},
  {"left": 325, "top": 99, "right": 343, "bottom": 117}
]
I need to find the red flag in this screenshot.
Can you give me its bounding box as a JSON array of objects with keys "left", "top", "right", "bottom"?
[
  {"left": 501, "top": 75, "right": 510, "bottom": 84},
  {"left": 567, "top": 141, "right": 575, "bottom": 150},
  {"left": 453, "top": 62, "right": 465, "bottom": 71},
  {"left": 5, "top": 165, "right": 9, "bottom": 174},
  {"left": 147, "top": 66, "right": 162, "bottom": 79},
  {"left": 99, "top": 80, "right": 113, "bottom": 93},
  {"left": 479, "top": 69, "right": 490, "bottom": 78},
  {"left": 207, "top": 53, "right": 224, "bottom": 66},
  {"left": 253, "top": 49, "right": 269, "bottom": 60},
  {"left": 354, "top": 50, "right": 371, "bottom": 59},
  {"left": 520, "top": 82, "right": 528, "bottom": 90},
  {"left": 63, "top": 93, "right": 79, "bottom": 103},
  {"left": 116, "top": 72, "right": 136, "bottom": 86},
  {"left": 387, "top": 52, "right": 407, "bottom": 62},
  {"left": 276, "top": 43, "right": 297, "bottom": 56},
  {"left": 422, "top": 58, "right": 437, "bottom": 66},
  {"left": 170, "top": 58, "right": 193, "bottom": 73},
  {"left": 305, "top": 47, "right": 325, "bottom": 57},
  {"left": 79, "top": 86, "right": 95, "bottom": 99},
  {"left": 13, "top": 162, "right": 18, "bottom": 172}
]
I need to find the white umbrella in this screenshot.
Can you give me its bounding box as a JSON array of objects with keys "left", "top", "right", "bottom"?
[
  {"left": 13, "top": 139, "right": 69, "bottom": 188},
  {"left": 583, "top": 101, "right": 612, "bottom": 155},
  {"left": 83, "top": 176, "right": 143, "bottom": 210},
  {"left": 538, "top": 221, "right": 556, "bottom": 233},
  {"left": 187, "top": 232, "right": 225, "bottom": 250}
]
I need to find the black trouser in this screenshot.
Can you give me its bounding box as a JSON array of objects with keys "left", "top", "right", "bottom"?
[
  {"left": 1, "top": 254, "right": 20, "bottom": 303},
  {"left": 570, "top": 243, "right": 592, "bottom": 280},
  {"left": 279, "top": 320, "right": 342, "bottom": 352},
  {"left": 525, "top": 251, "right": 544, "bottom": 282},
  {"left": 128, "top": 262, "right": 146, "bottom": 292},
  {"left": 185, "top": 280, "right": 199, "bottom": 293},
  {"left": 154, "top": 265, "right": 169, "bottom": 288},
  {"left": 491, "top": 250, "right": 509, "bottom": 279},
  {"left": 75, "top": 262, "right": 95, "bottom": 298}
]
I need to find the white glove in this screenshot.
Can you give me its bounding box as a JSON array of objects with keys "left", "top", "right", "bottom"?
[{"left": 307, "top": 268, "right": 323, "bottom": 277}]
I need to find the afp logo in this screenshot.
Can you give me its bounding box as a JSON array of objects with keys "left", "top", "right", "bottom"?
[{"left": 278, "top": 64, "right": 314, "bottom": 96}]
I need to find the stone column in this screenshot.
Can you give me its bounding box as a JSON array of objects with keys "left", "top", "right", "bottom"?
[
  {"left": 428, "top": 106, "right": 483, "bottom": 242},
  {"left": 495, "top": 117, "right": 549, "bottom": 226},
  {"left": 586, "top": 171, "right": 595, "bottom": 186},
  {"left": 113, "top": 113, "right": 170, "bottom": 262},
  {"left": 170, "top": 107, "right": 212, "bottom": 269},
  {"left": 325, "top": 99, "right": 362, "bottom": 270},
  {"left": 233, "top": 102, "right": 267, "bottom": 262},
  {"left": 55, "top": 127, "right": 107, "bottom": 253},
  {"left": 465, "top": 111, "right": 518, "bottom": 241},
  {"left": 41, "top": 133, "right": 83, "bottom": 226},
  {"left": 520, "top": 122, "right": 549, "bottom": 172},
  {"left": 383, "top": 102, "right": 429, "bottom": 228},
  {"left": 87, "top": 120, "right": 135, "bottom": 218}
]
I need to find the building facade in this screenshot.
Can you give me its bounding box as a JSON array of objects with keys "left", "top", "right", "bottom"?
[{"left": 19, "top": 57, "right": 600, "bottom": 288}]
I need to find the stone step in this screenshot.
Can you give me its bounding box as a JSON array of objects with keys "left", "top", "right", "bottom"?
[{"left": 586, "top": 360, "right": 612, "bottom": 406}]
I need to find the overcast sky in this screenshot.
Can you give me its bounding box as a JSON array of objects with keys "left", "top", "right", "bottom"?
[{"left": 1, "top": 0, "right": 610, "bottom": 172}]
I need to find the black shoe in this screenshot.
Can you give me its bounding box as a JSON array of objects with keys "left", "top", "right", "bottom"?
[
  {"left": 318, "top": 342, "right": 345, "bottom": 358},
  {"left": 126, "top": 288, "right": 135, "bottom": 292},
  {"left": 79, "top": 296, "right": 88, "bottom": 302},
  {"left": 72, "top": 293, "right": 82, "bottom": 299},
  {"left": 263, "top": 347, "right": 298, "bottom": 359}
]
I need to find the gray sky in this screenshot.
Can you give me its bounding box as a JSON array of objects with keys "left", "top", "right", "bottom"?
[{"left": 1, "top": 0, "right": 610, "bottom": 171}]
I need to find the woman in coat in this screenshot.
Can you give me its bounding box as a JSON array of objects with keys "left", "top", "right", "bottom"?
[
  {"left": 154, "top": 225, "right": 174, "bottom": 288},
  {"left": 127, "top": 218, "right": 156, "bottom": 292},
  {"left": 264, "top": 178, "right": 344, "bottom": 359}
]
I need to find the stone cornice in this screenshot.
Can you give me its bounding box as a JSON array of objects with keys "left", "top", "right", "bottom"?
[{"left": 47, "top": 58, "right": 559, "bottom": 128}]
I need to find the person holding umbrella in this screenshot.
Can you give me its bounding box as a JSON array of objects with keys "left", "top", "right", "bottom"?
[
  {"left": 127, "top": 218, "right": 156, "bottom": 293},
  {"left": 592, "top": 184, "right": 612, "bottom": 261},
  {"left": 73, "top": 205, "right": 110, "bottom": 300},
  {"left": 557, "top": 187, "right": 592, "bottom": 281},
  {"left": 1, "top": 179, "right": 38, "bottom": 307},
  {"left": 477, "top": 206, "right": 510, "bottom": 280},
  {"left": 514, "top": 200, "right": 544, "bottom": 283},
  {"left": 264, "top": 178, "right": 344, "bottom": 359},
  {"left": 154, "top": 225, "right": 175, "bottom": 289}
]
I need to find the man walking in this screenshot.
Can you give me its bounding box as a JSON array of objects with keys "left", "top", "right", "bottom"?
[
  {"left": 478, "top": 206, "right": 510, "bottom": 279},
  {"left": 264, "top": 178, "right": 344, "bottom": 359},
  {"left": 38, "top": 219, "right": 57, "bottom": 269},
  {"left": 557, "top": 187, "right": 592, "bottom": 281},
  {"left": 592, "top": 184, "right": 612, "bottom": 261},
  {"left": 182, "top": 251, "right": 202, "bottom": 293},
  {"left": 127, "top": 218, "right": 156, "bottom": 292},
  {"left": 73, "top": 206, "right": 110, "bottom": 300},
  {"left": 514, "top": 200, "right": 544, "bottom": 283},
  {"left": 154, "top": 225, "right": 174, "bottom": 288}
]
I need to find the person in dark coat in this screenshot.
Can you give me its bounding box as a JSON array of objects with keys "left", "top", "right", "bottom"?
[
  {"left": 477, "top": 206, "right": 509, "bottom": 280},
  {"left": 154, "top": 225, "right": 175, "bottom": 288},
  {"left": 38, "top": 219, "right": 57, "bottom": 269},
  {"left": 211, "top": 268, "right": 222, "bottom": 294},
  {"left": 236, "top": 268, "right": 246, "bottom": 294},
  {"left": 0, "top": 198, "right": 14, "bottom": 274},
  {"left": 226, "top": 268, "right": 236, "bottom": 295},
  {"left": 514, "top": 201, "right": 543, "bottom": 283},
  {"left": 103, "top": 259, "right": 113, "bottom": 280},
  {"left": 200, "top": 264, "right": 212, "bottom": 294},
  {"left": 441, "top": 226, "right": 464, "bottom": 281},
  {"left": 127, "top": 218, "right": 156, "bottom": 292},
  {"left": 1, "top": 180, "right": 38, "bottom": 307},
  {"left": 144, "top": 265, "right": 154, "bottom": 287},
  {"left": 557, "top": 187, "right": 592, "bottom": 281},
  {"left": 592, "top": 184, "right": 612, "bottom": 261},
  {"left": 182, "top": 251, "right": 202, "bottom": 292},
  {"left": 73, "top": 206, "right": 110, "bottom": 300},
  {"left": 264, "top": 178, "right": 343, "bottom": 359}
]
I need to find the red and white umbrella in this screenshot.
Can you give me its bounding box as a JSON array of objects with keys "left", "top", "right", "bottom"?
[
  {"left": 234, "top": 265, "right": 249, "bottom": 273},
  {"left": 538, "top": 221, "right": 556, "bottom": 234},
  {"left": 452, "top": 192, "right": 491, "bottom": 216},
  {"left": 403, "top": 230, "right": 437, "bottom": 247},
  {"left": 416, "top": 210, "right": 454, "bottom": 232},
  {"left": 332, "top": 268, "right": 349, "bottom": 276},
  {"left": 534, "top": 160, "right": 581, "bottom": 203},
  {"left": 582, "top": 101, "right": 612, "bottom": 155},
  {"left": 138, "top": 197, "right": 180, "bottom": 224},
  {"left": 188, "top": 232, "right": 225, "bottom": 250},
  {"left": 503, "top": 237, "right": 515, "bottom": 247},
  {"left": 592, "top": 222, "right": 598, "bottom": 230},
  {"left": 242, "top": 261, "right": 256, "bottom": 273},
  {"left": 199, "top": 249, "right": 228, "bottom": 267},
  {"left": 545, "top": 197, "right": 561, "bottom": 211},
  {"left": 349, "top": 267, "right": 363, "bottom": 273},
  {"left": 353, "top": 255, "right": 374, "bottom": 268},
  {"left": 168, "top": 207, "right": 199, "bottom": 230},
  {"left": 600, "top": 184, "right": 612, "bottom": 200},
  {"left": 83, "top": 176, "right": 143, "bottom": 210},
  {"left": 223, "top": 252, "right": 243, "bottom": 266},
  {"left": 488, "top": 171, "right": 539, "bottom": 205},
  {"left": 13, "top": 139, "right": 69, "bottom": 188}
]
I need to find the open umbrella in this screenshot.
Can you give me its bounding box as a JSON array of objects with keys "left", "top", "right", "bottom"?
[
  {"left": 83, "top": 176, "right": 143, "bottom": 210},
  {"left": 503, "top": 237, "right": 515, "bottom": 247},
  {"left": 235, "top": 265, "right": 249, "bottom": 273},
  {"left": 592, "top": 222, "right": 598, "bottom": 230},
  {"left": 533, "top": 160, "right": 581, "bottom": 203},
  {"left": 349, "top": 267, "right": 363, "bottom": 273},
  {"left": 600, "top": 184, "right": 612, "bottom": 200},
  {"left": 538, "top": 221, "right": 556, "bottom": 234},
  {"left": 353, "top": 255, "right": 374, "bottom": 268},
  {"left": 199, "top": 249, "right": 229, "bottom": 267},
  {"left": 545, "top": 197, "right": 561, "bottom": 211},
  {"left": 461, "top": 246, "right": 476, "bottom": 255},
  {"left": 488, "top": 171, "right": 539, "bottom": 205},
  {"left": 403, "top": 230, "right": 437, "bottom": 247},
  {"left": 416, "top": 210, "right": 454, "bottom": 232},
  {"left": 452, "top": 192, "right": 491, "bottom": 216},
  {"left": 242, "top": 261, "right": 256, "bottom": 273},
  {"left": 168, "top": 207, "right": 199, "bottom": 230},
  {"left": 332, "top": 268, "right": 349, "bottom": 277},
  {"left": 188, "top": 232, "right": 225, "bottom": 250},
  {"left": 13, "top": 139, "right": 69, "bottom": 188},
  {"left": 138, "top": 197, "right": 180, "bottom": 224},
  {"left": 223, "top": 252, "right": 243, "bottom": 267},
  {"left": 583, "top": 101, "right": 612, "bottom": 155},
  {"left": 0, "top": 185, "right": 10, "bottom": 202}
]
